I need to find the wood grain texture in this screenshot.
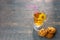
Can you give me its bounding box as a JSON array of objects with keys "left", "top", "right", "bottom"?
[{"left": 0, "top": 0, "right": 60, "bottom": 40}]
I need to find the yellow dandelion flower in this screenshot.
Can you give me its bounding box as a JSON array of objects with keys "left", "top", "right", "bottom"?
[
  {"left": 33, "top": 12, "right": 47, "bottom": 27},
  {"left": 39, "top": 12, "right": 47, "bottom": 21},
  {"left": 34, "top": 21, "right": 43, "bottom": 27}
]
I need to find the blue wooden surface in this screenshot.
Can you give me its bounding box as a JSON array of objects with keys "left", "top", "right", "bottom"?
[{"left": 0, "top": 0, "right": 60, "bottom": 40}]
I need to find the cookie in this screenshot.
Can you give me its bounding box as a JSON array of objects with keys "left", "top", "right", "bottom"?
[
  {"left": 46, "top": 33, "right": 54, "bottom": 39},
  {"left": 38, "top": 28, "right": 48, "bottom": 37},
  {"left": 47, "top": 27, "right": 56, "bottom": 34}
]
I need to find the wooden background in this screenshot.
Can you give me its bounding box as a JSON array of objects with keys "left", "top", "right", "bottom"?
[{"left": 0, "top": 0, "right": 60, "bottom": 40}]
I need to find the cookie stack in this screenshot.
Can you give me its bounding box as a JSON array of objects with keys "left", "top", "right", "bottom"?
[{"left": 38, "top": 27, "right": 56, "bottom": 39}]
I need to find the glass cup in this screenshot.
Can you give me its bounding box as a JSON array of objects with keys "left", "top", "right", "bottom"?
[{"left": 33, "top": 12, "right": 47, "bottom": 31}]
